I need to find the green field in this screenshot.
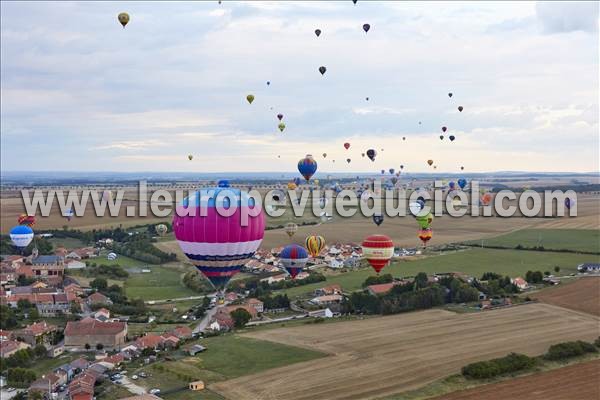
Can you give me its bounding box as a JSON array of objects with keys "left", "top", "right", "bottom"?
[
  {"left": 124, "top": 264, "right": 198, "bottom": 301},
  {"left": 463, "top": 229, "right": 600, "bottom": 253},
  {"left": 128, "top": 334, "right": 325, "bottom": 395},
  {"left": 48, "top": 236, "right": 87, "bottom": 249},
  {"left": 279, "top": 248, "right": 597, "bottom": 298},
  {"left": 97, "top": 250, "right": 148, "bottom": 268}
]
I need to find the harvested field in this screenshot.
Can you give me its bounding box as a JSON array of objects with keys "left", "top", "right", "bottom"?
[
  {"left": 433, "top": 359, "right": 600, "bottom": 400},
  {"left": 210, "top": 303, "right": 599, "bottom": 400},
  {"left": 534, "top": 277, "right": 600, "bottom": 316}
]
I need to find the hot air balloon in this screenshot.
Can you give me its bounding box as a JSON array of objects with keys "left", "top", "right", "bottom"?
[
  {"left": 285, "top": 222, "right": 298, "bottom": 238},
  {"left": 387, "top": 168, "right": 394, "bottom": 175},
  {"left": 287, "top": 182, "right": 298, "bottom": 190},
  {"left": 367, "top": 149, "right": 377, "bottom": 161},
  {"left": 440, "top": 135, "right": 444, "bottom": 140},
  {"left": 449, "top": 135, "right": 455, "bottom": 141},
  {"left": 277, "top": 113, "right": 283, "bottom": 121},
  {"left": 460, "top": 166, "right": 465, "bottom": 170},
  {"left": 319, "top": 66, "right": 327, "bottom": 75},
  {"left": 400, "top": 165, "right": 404, "bottom": 170},
  {"left": 298, "top": 154, "right": 318, "bottom": 181},
  {"left": 280, "top": 244, "right": 309, "bottom": 279},
  {"left": 17, "top": 214, "right": 36, "bottom": 227},
  {"left": 427, "top": 159, "right": 434, "bottom": 166},
  {"left": 314, "top": 179, "right": 320, "bottom": 186},
  {"left": 372, "top": 214, "right": 384, "bottom": 226},
  {"left": 391, "top": 177, "right": 398, "bottom": 185},
  {"left": 172, "top": 182, "right": 265, "bottom": 290},
  {"left": 361, "top": 153, "right": 365, "bottom": 157},
  {"left": 315, "top": 29, "right": 321, "bottom": 37},
  {"left": 246, "top": 94, "right": 255, "bottom": 104},
  {"left": 442, "top": 126, "right": 447, "bottom": 133},
  {"left": 346, "top": 158, "right": 351, "bottom": 164},
  {"left": 10, "top": 225, "right": 34, "bottom": 249},
  {"left": 565, "top": 198, "right": 575, "bottom": 210},
  {"left": 409, "top": 201, "right": 425, "bottom": 216},
  {"left": 448, "top": 92, "right": 453, "bottom": 98},
  {"left": 344, "top": 142, "right": 350, "bottom": 150},
  {"left": 64, "top": 208, "right": 74, "bottom": 221},
  {"left": 278, "top": 122, "right": 286, "bottom": 132},
  {"left": 155, "top": 224, "right": 168, "bottom": 236},
  {"left": 294, "top": 177, "right": 301, "bottom": 186},
  {"left": 402, "top": 137, "right": 406, "bottom": 140},
  {"left": 305, "top": 235, "right": 325, "bottom": 257},
  {"left": 362, "top": 234, "right": 394, "bottom": 274},
  {"left": 458, "top": 106, "right": 463, "bottom": 112},
  {"left": 449, "top": 181, "right": 456, "bottom": 190},
  {"left": 322, "top": 153, "right": 327, "bottom": 158},
  {"left": 481, "top": 192, "right": 493, "bottom": 206},
  {"left": 188, "top": 154, "right": 193, "bottom": 161},
  {"left": 418, "top": 228, "right": 433, "bottom": 246},
  {"left": 353, "top": 0, "right": 357, "bottom": 4},
  {"left": 266, "top": 81, "right": 270, "bottom": 85},
  {"left": 366, "top": 97, "right": 369, "bottom": 101},
  {"left": 416, "top": 212, "right": 434, "bottom": 229},
  {"left": 363, "top": 23, "right": 370, "bottom": 33},
  {"left": 381, "top": 169, "right": 385, "bottom": 175},
  {"left": 118, "top": 12, "right": 130, "bottom": 28},
  {"left": 457, "top": 178, "right": 467, "bottom": 190}
]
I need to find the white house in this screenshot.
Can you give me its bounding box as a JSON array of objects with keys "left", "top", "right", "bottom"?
[
  {"left": 308, "top": 308, "right": 334, "bottom": 318},
  {"left": 65, "top": 260, "right": 86, "bottom": 270}
]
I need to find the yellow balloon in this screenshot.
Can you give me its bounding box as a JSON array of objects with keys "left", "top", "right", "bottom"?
[{"left": 118, "top": 12, "right": 130, "bottom": 28}]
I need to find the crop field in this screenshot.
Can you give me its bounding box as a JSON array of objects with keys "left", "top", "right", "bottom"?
[
  {"left": 431, "top": 359, "right": 600, "bottom": 400},
  {"left": 533, "top": 277, "right": 600, "bottom": 316},
  {"left": 279, "top": 247, "right": 596, "bottom": 298},
  {"left": 464, "top": 228, "right": 600, "bottom": 253},
  {"left": 209, "top": 303, "right": 599, "bottom": 400}
]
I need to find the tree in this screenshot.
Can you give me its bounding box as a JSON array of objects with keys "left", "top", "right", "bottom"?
[
  {"left": 17, "top": 299, "right": 33, "bottom": 311},
  {"left": 90, "top": 278, "right": 108, "bottom": 291},
  {"left": 414, "top": 272, "right": 429, "bottom": 290},
  {"left": 0, "top": 305, "right": 18, "bottom": 329},
  {"left": 34, "top": 344, "right": 47, "bottom": 358},
  {"left": 554, "top": 266, "right": 560, "bottom": 273},
  {"left": 70, "top": 302, "right": 81, "bottom": 314},
  {"left": 28, "top": 307, "right": 40, "bottom": 321},
  {"left": 230, "top": 308, "right": 252, "bottom": 328},
  {"left": 84, "top": 343, "right": 91, "bottom": 350}
]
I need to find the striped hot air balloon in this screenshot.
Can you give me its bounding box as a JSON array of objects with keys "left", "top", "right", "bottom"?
[
  {"left": 285, "top": 223, "right": 298, "bottom": 238},
  {"left": 298, "top": 154, "right": 318, "bottom": 182},
  {"left": 362, "top": 234, "right": 394, "bottom": 274},
  {"left": 280, "top": 244, "right": 309, "bottom": 279},
  {"left": 10, "top": 225, "right": 34, "bottom": 249},
  {"left": 17, "top": 214, "right": 36, "bottom": 227},
  {"left": 173, "top": 181, "right": 265, "bottom": 290},
  {"left": 305, "top": 235, "right": 325, "bottom": 258},
  {"left": 418, "top": 228, "right": 433, "bottom": 246}
]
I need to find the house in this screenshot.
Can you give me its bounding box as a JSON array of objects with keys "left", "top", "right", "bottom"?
[
  {"left": 367, "top": 282, "right": 403, "bottom": 296},
  {"left": 68, "top": 372, "right": 96, "bottom": 400},
  {"left": 69, "top": 357, "right": 91, "bottom": 371},
  {"left": 47, "top": 344, "right": 65, "bottom": 358},
  {"left": 578, "top": 263, "right": 600, "bottom": 272},
  {"left": 17, "top": 321, "right": 57, "bottom": 346},
  {"left": 161, "top": 333, "right": 180, "bottom": 348},
  {"left": 36, "top": 293, "right": 70, "bottom": 316},
  {"left": 314, "top": 284, "right": 342, "bottom": 297},
  {"left": 64, "top": 319, "right": 127, "bottom": 349},
  {"left": 102, "top": 353, "right": 125, "bottom": 368},
  {"left": 86, "top": 292, "right": 112, "bottom": 306},
  {"left": 246, "top": 298, "right": 264, "bottom": 313},
  {"left": 30, "top": 255, "right": 65, "bottom": 283},
  {"left": 189, "top": 380, "right": 205, "bottom": 391},
  {"left": 0, "top": 340, "right": 31, "bottom": 358},
  {"left": 209, "top": 309, "right": 235, "bottom": 331},
  {"left": 224, "top": 292, "right": 238, "bottom": 302},
  {"left": 511, "top": 277, "right": 529, "bottom": 290},
  {"left": 29, "top": 372, "right": 61, "bottom": 394},
  {"left": 188, "top": 344, "right": 206, "bottom": 355},
  {"left": 94, "top": 308, "right": 111, "bottom": 322},
  {"left": 170, "top": 326, "right": 193, "bottom": 340},
  {"left": 135, "top": 334, "right": 164, "bottom": 350},
  {"left": 309, "top": 294, "right": 343, "bottom": 306},
  {"left": 225, "top": 304, "right": 258, "bottom": 320},
  {"left": 65, "top": 260, "right": 87, "bottom": 270},
  {"left": 308, "top": 308, "right": 334, "bottom": 318},
  {"left": 260, "top": 274, "right": 287, "bottom": 285},
  {"left": 0, "top": 329, "right": 14, "bottom": 342}
]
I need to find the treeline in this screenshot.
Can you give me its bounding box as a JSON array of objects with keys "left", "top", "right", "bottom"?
[
  {"left": 260, "top": 293, "right": 291, "bottom": 310},
  {"left": 112, "top": 235, "right": 176, "bottom": 264},
  {"left": 462, "top": 338, "right": 600, "bottom": 380},
  {"left": 476, "top": 272, "right": 519, "bottom": 296},
  {"left": 229, "top": 272, "right": 327, "bottom": 298},
  {"left": 461, "top": 242, "right": 599, "bottom": 256},
  {"left": 0, "top": 235, "right": 53, "bottom": 256},
  {"left": 89, "top": 278, "right": 147, "bottom": 317},
  {"left": 265, "top": 220, "right": 318, "bottom": 231},
  {"left": 182, "top": 270, "right": 214, "bottom": 294}
]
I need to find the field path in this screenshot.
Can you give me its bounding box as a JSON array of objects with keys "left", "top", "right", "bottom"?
[{"left": 210, "top": 304, "right": 599, "bottom": 400}]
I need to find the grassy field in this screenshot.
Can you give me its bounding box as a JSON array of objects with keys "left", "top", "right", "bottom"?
[
  {"left": 124, "top": 264, "right": 198, "bottom": 301},
  {"left": 48, "top": 236, "right": 87, "bottom": 249},
  {"left": 97, "top": 250, "right": 149, "bottom": 268},
  {"left": 210, "top": 304, "right": 600, "bottom": 400},
  {"left": 279, "top": 248, "right": 597, "bottom": 298},
  {"left": 30, "top": 352, "right": 86, "bottom": 375},
  {"left": 127, "top": 334, "right": 325, "bottom": 396},
  {"left": 464, "top": 229, "right": 600, "bottom": 253}
]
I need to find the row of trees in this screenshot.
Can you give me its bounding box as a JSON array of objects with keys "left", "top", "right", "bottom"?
[{"left": 462, "top": 353, "right": 536, "bottom": 379}]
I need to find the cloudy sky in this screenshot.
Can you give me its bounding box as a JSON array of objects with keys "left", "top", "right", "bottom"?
[{"left": 1, "top": 1, "right": 598, "bottom": 173}]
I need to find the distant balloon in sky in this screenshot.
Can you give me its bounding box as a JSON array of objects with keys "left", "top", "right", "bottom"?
[
  {"left": 277, "top": 113, "right": 283, "bottom": 121},
  {"left": 188, "top": 154, "right": 193, "bottom": 161},
  {"left": 366, "top": 97, "right": 369, "bottom": 101},
  {"left": 246, "top": 94, "right": 254, "bottom": 104},
  {"left": 367, "top": 149, "right": 377, "bottom": 161},
  {"left": 457, "top": 178, "right": 467, "bottom": 189},
  {"left": 449, "top": 135, "right": 455, "bottom": 141},
  {"left": 118, "top": 12, "right": 130, "bottom": 28},
  {"left": 344, "top": 142, "right": 350, "bottom": 150},
  {"left": 565, "top": 197, "right": 575, "bottom": 210},
  {"left": 372, "top": 214, "right": 384, "bottom": 226},
  {"left": 278, "top": 122, "right": 286, "bottom": 132},
  {"left": 427, "top": 159, "right": 434, "bottom": 166},
  {"left": 442, "top": 126, "right": 447, "bottom": 133},
  {"left": 266, "top": 81, "right": 270, "bottom": 85},
  {"left": 458, "top": 106, "right": 463, "bottom": 112},
  {"left": 448, "top": 92, "right": 453, "bottom": 98},
  {"left": 400, "top": 165, "right": 404, "bottom": 169},
  {"left": 389, "top": 168, "right": 395, "bottom": 175},
  {"left": 440, "top": 135, "right": 444, "bottom": 140},
  {"left": 64, "top": 208, "right": 74, "bottom": 221},
  {"left": 322, "top": 153, "right": 327, "bottom": 158},
  {"left": 315, "top": 29, "right": 321, "bottom": 37},
  {"left": 460, "top": 166, "right": 465, "bottom": 170},
  {"left": 285, "top": 222, "right": 298, "bottom": 238},
  {"left": 402, "top": 137, "right": 406, "bottom": 141},
  {"left": 346, "top": 158, "right": 351, "bottom": 163},
  {"left": 17, "top": 214, "right": 36, "bottom": 227},
  {"left": 155, "top": 224, "right": 168, "bottom": 237},
  {"left": 361, "top": 153, "right": 365, "bottom": 157},
  {"left": 319, "top": 66, "right": 327, "bottom": 75},
  {"left": 363, "top": 23, "right": 371, "bottom": 33},
  {"left": 352, "top": 0, "right": 357, "bottom": 4}
]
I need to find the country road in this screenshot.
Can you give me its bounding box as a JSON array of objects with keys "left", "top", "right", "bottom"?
[{"left": 144, "top": 295, "right": 206, "bottom": 305}]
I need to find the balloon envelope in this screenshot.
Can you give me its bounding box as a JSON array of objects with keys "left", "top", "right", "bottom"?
[
  {"left": 362, "top": 234, "right": 394, "bottom": 274},
  {"left": 457, "top": 178, "right": 467, "bottom": 189},
  {"left": 246, "top": 94, "right": 255, "bottom": 104},
  {"left": 280, "top": 244, "right": 309, "bottom": 279},
  {"left": 10, "top": 225, "right": 34, "bottom": 248},
  {"left": 319, "top": 66, "right": 327, "bottom": 75},
  {"left": 172, "top": 186, "right": 265, "bottom": 289},
  {"left": 155, "top": 224, "right": 168, "bottom": 236},
  {"left": 118, "top": 12, "right": 130, "bottom": 27},
  {"left": 363, "top": 23, "right": 370, "bottom": 33},
  {"left": 305, "top": 235, "right": 325, "bottom": 257},
  {"left": 285, "top": 222, "right": 298, "bottom": 238},
  {"left": 366, "top": 149, "right": 377, "bottom": 161},
  {"left": 17, "top": 214, "right": 36, "bottom": 227},
  {"left": 298, "top": 154, "right": 318, "bottom": 181},
  {"left": 372, "top": 214, "right": 384, "bottom": 226}
]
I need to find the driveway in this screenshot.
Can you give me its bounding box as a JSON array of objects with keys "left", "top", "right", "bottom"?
[{"left": 120, "top": 376, "right": 147, "bottom": 395}]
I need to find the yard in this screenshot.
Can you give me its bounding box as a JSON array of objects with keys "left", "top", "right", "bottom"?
[
  {"left": 279, "top": 247, "right": 596, "bottom": 298},
  {"left": 124, "top": 264, "right": 198, "bottom": 301}
]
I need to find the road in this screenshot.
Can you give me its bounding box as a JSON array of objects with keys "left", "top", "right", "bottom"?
[
  {"left": 193, "top": 305, "right": 220, "bottom": 334},
  {"left": 120, "top": 376, "right": 147, "bottom": 395},
  {"left": 145, "top": 295, "right": 206, "bottom": 305}
]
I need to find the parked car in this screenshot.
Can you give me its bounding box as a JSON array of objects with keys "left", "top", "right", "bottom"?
[
  {"left": 139, "top": 372, "right": 147, "bottom": 378},
  {"left": 149, "top": 389, "right": 161, "bottom": 395},
  {"left": 131, "top": 375, "right": 138, "bottom": 380}
]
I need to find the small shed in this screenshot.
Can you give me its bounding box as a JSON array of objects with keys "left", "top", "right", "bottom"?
[{"left": 189, "top": 380, "right": 205, "bottom": 391}]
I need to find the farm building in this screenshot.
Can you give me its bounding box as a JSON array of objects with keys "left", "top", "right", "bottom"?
[{"left": 189, "top": 380, "right": 205, "bottom": 391}]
